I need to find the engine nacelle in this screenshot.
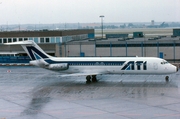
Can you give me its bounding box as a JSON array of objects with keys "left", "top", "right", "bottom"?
[{"left": 47, "top": 63, "right": 69, "bottom": 71}]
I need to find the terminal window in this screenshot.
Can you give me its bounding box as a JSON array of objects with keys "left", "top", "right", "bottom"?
[
  {"left": 40, "top": 38, "right": 44, "bottom": 43},
  {"left": 13, "top": 38, "right": 17, "bottom": 42},
  {"left": 29, "top": 37, "right": 33, "bottom": 40},
  {"left": 8, "top": 38, "right": 12, "bottom": 43},
  {"left": 24, "top": 38, "right": 28, "bottom": 41},
  {"left": 19, "top": 38, "right": 23, "bottom": 41},
  {"left": 0, "top": 39, "right": 2, "bottom": 43},
  {"left": 3, "top": 38, "right": 7, "bottom": 43},
  {"left": 56, "top": 37, "right": 60, "bottom": 43},
  {"left": 45, "top": 38, "right": 50, "bottom": 43},
  {"left": 34, "top": 37, "right": 38, "bottom": 43},
  {"left": 51, "top": 37, "right": 55, "bottom": 43}
]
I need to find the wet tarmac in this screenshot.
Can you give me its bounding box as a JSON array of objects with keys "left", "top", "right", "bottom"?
[{"left": 0, "top": 66, "right": 180, "bottom": 119}]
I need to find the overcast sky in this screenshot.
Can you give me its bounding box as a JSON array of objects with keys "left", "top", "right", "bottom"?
[{"left": 0, "top": 0, "right": 179, "bottom": 24}]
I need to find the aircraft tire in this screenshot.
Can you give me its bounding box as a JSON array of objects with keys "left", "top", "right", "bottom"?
[
  {"left": 165, "top": 76, "right": 169, "bottom": 82},
  {"left": 92, "top": 75, "right": 97, "bottom": 83},
  {"left": 86, "top": 75, "right": 91, "bottom": 84}
]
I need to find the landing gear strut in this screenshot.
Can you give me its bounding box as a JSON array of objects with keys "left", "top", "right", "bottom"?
[
  {"left": 92, "top": 75, "right": 97, "bottom": 82},
  {"left": 165, "top": 76, "right": 169, "bottom": 82},
  {"left": 86, "top": 75, "right": 91, "bottom": 84},
  {"left": 86, "top": 75, "right": 97, "bottom": 84}
]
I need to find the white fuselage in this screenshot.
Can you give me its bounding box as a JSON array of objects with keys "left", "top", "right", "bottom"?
[{"left": 30, "top": 57, "right": 177, "bottom": 75}]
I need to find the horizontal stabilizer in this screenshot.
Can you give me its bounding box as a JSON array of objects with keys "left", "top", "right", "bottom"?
[{"left": 4, "top": 41, "right": 34, "bottom": 45}]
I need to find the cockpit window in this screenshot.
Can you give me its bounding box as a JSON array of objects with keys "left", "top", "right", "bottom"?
[{"left": 161, "top": 60, "right": 169, "bottom": 65}]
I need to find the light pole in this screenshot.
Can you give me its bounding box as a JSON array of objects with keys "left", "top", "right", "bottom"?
[
  {"left": 144, "top": 34, "right": 146, "bottom": 57},
  {"left": 99, "top": 15, "right": 104, "bottom": 39}
]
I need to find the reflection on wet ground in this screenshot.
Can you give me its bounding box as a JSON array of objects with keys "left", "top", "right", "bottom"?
[{"left": 0, "top": 66, "right": 180, "bottom": 119}]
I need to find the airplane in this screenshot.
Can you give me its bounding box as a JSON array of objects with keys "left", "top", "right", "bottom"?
[{"left": 5, "top": 40, "right": 178, "bottom": 83}]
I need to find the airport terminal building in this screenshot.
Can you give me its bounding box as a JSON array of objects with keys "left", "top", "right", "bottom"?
[
  {"left": 0, "top": 29, "right": 95, "bottom": 44},
  {"left": 0, "top": 29, "right": 94, "bottom": 56},
  {"left": 0, "top": 29, "right": 180, "bottom": 64}
]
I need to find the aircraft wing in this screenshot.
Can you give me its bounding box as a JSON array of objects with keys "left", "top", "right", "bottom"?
[{"left": 59, "top": 72, "right": 103, "bottom": 77}]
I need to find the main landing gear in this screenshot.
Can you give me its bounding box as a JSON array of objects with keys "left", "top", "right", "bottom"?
[
  {"left": 86, "top": 75, "right": 97, "bottom": 84},
  {"left": 165, "top": 76, "right": 169, "bottom": 83}
]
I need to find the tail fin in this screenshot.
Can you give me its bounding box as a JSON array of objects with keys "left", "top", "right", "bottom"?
[{"left": 4, "top": 40, "right": 52, "bottom": 60}]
